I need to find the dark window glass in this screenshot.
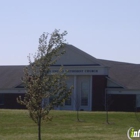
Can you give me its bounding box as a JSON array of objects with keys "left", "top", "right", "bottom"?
[
  {"left": 81, "top": 97, "right": 88, "bottom": 106},
  {"left": 0, "top": 94, "right": 4, "bottom": 105},
  {"left": 81, "top": 82, "right": 89, "bottom": 106},
  {"left": 65, "top": 98, "right": 71, "bottom": 105}
]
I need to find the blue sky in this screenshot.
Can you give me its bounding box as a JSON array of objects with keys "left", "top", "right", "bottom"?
[{"left": 0, "top": 0, "right": 140, "bottom": 65}]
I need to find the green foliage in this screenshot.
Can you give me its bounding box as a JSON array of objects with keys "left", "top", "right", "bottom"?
[{"left": 17, "top": 29, "right": 73, "bottom": 140}]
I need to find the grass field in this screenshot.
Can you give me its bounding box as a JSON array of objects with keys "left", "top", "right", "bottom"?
[{"left": 0, "top": 110, "right": 140, "bottom": 140}]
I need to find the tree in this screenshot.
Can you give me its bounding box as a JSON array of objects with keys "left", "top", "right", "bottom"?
[
  {"left": 104, "top": 89, "right": 114, "bottom": 124},
  {"left": 17, "top": 29, "right": 73, "bottom": 140},
  {"left": 73, "top": 95, "right": 82, "bottom": 122}
]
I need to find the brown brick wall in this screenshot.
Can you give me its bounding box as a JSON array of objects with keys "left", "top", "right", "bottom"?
[
  {"left": 92, "top": 75, "right": 107, "bottom": 111},
  {"left": 0, "top": 94, "right": 26, "bottom": 109},
  {"left": 108, "top": 94, "right": 136, "bottom": 112}
]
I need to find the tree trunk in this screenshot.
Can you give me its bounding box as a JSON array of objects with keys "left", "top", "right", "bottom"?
[
  {"left": 77, "top": 110, "right": 80, "bottom": 122},
  {"left": 38, "top": 116, "right": 41, "bottom": 140},
  {"left": 106, "top": 107, "right": 109, "bottom": 124},
  {"left": 105, "top": 89, "right": 109, "bottom": 124}
]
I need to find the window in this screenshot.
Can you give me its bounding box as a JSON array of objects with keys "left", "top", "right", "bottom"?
[
  {"left": 49, "top": 96, "right": 54, "bottom": 104},
  {"left": 65, "top": 98, "right": 71, "bottom": 105},
  {"left": 81, "top": 82, "right": 89, "bottom": 106},
  {"left": 65, "top": 81, "right": 73, "bottom": 106},
  {"left": 0, "top": 94, "right": 4, "bottom": 105}
]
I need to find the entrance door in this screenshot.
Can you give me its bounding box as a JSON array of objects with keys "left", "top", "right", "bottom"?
[
  {"left": 77, "top": 76, "right": 91, "bottom": 111},
  {"left": 60, "top": 76, "right": 74, "bottom": 110}
]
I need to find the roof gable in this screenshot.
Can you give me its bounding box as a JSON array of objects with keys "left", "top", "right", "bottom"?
[
  {"left": 56, "top": 44, "right": 103, "bottom": 66},
  {"left": 107, "top": 77, "right": 124, "bottom": 88}
]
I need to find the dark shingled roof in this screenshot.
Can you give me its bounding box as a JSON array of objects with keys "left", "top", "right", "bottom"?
[
  {"left": 98, "top": 59, "right": 140, "bottom": 89},
  {"left": 0, "top": 59, "right": 140, "bottom": 90},
  {"left": 0, "top": 66, "right": 25, "bottom": 88}
]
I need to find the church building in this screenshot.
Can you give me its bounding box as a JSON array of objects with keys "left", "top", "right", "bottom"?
[{"left": 0, "top": 44, "right": 140, "bottom": 111}]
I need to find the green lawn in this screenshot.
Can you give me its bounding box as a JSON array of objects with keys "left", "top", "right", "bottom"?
[{"left": 0, "top": 109, "right": 140, "bottom": 140}]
